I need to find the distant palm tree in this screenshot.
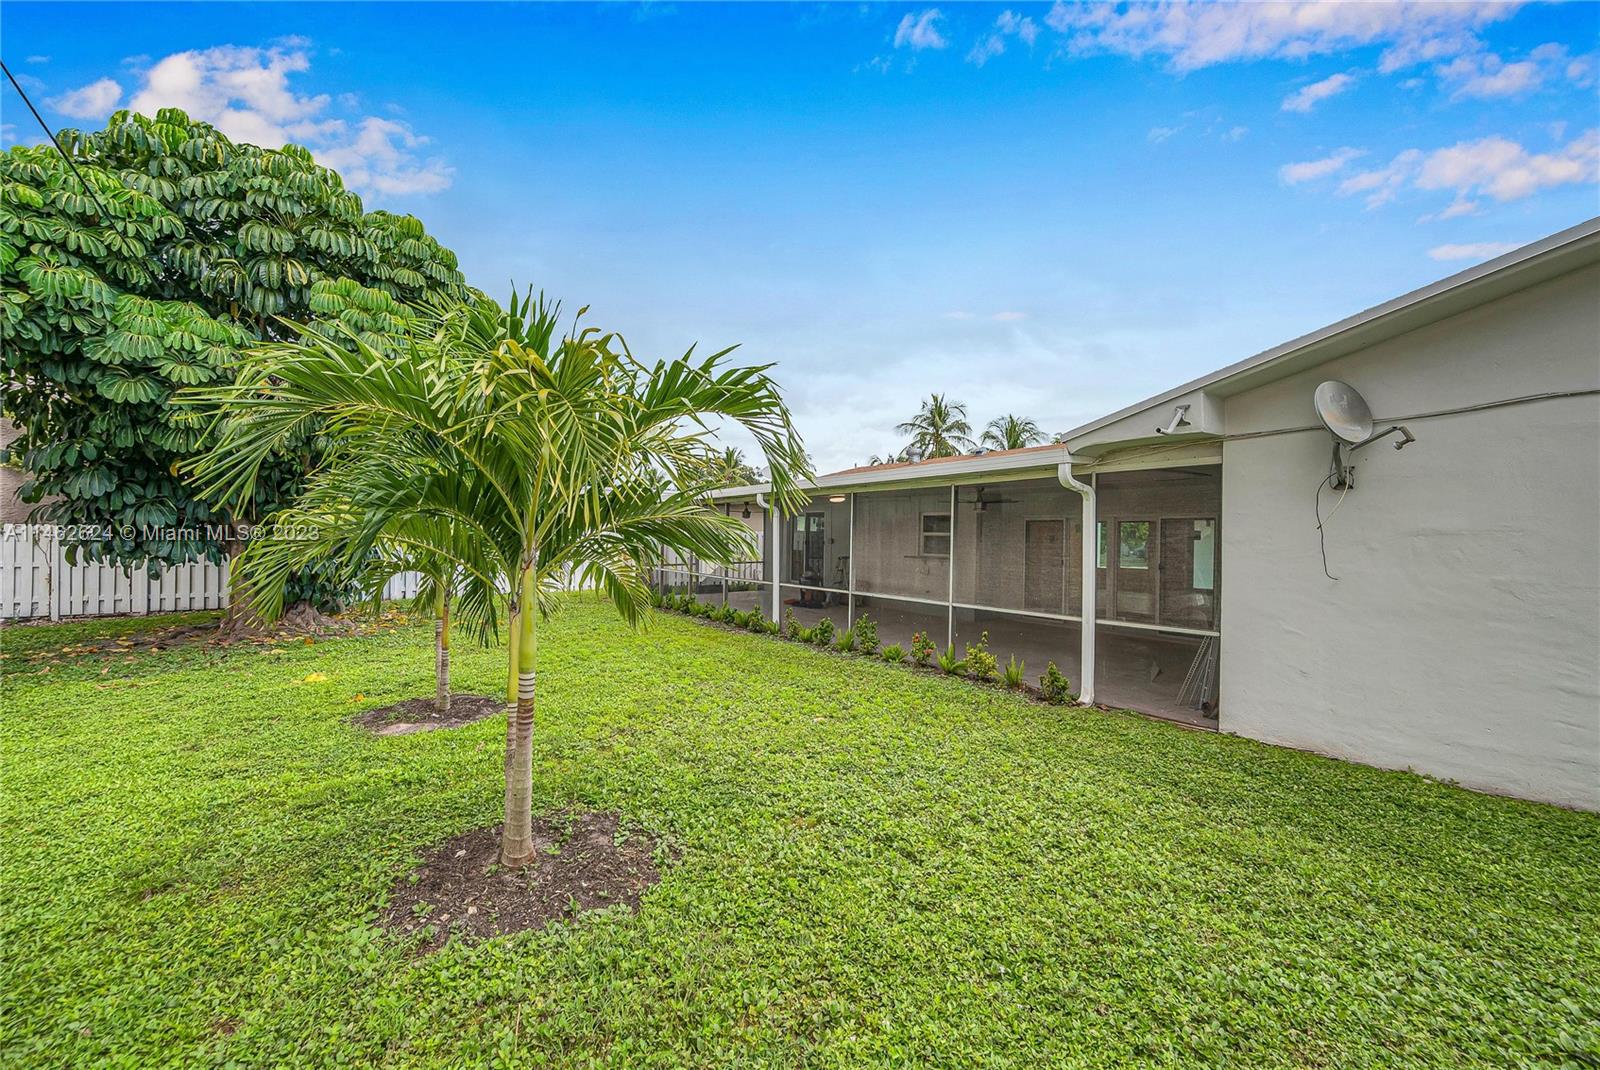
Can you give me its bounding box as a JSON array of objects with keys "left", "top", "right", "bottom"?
[
  {"left": 709, "top": 446, "right": 760, "bottom": 486},
  {"left": 896, "top": 394, "right": 975, "bottom": 459},
  {"left": 980, "top": 414, "right": 1046, "bottom": 451},
  {"left": 868, "top": 446, "right": 906, "bottom": 466}
]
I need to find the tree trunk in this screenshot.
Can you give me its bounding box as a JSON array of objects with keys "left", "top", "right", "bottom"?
[
  {"left": 217, "top": 542, "right": 337, "bottom": 639},
  {"left": 503, "top": 601, "right": 521, "bottom": 785},
  {"left": 500, "top": 567, "right": 539, "bottom": 867},
  {"left": 434, "top": 587, "right": 451, "bottom": 713}
]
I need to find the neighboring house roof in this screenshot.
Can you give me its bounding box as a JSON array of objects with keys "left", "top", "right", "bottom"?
[{"left": 713, "top": 215, "right": 1600, "bottom": 499}]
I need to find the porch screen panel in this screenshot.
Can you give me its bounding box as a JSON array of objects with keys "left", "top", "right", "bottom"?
[
  {"left": 951, "top": 477, "right": 1084, "bottom": 616},
  {"left": 780, "top": 494, "right": 851, "bottom": 593},
  {"left": 659, "top": 569, "right": 692, "bottom": 596},
  {"left": 778, "top": 585, "right": 849, "bottom": 636},
  {"left": 1094, "top": 624, "right": 1218, "bottom": 721},
  {"left": 853, "top": 594, "right": 948, "bottom": 657},
  {"left": 952, "top": 607, "right": 1081, "bottom": 692},
  {"left": 1094, "top": 465, "right": 1220, "bottom": 630},
  {"left": 690, "top": 570, "right": 724, "bottom": 609},
  {"left": 852, "top": 487, "right": 951, "bottom": 601}
]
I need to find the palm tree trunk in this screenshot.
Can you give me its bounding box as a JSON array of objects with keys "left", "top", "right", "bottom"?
[
  {"left": 503, "top": 600, "right": 521, "bottom": 784},
  {"left": 434, "top": 586, "right": 451, "bottom": 713},
  {"left": 500, "top": 566, "right": 539, "bottom": 866}
]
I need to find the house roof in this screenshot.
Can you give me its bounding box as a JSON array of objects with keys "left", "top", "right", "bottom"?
[{"left": 713, "top": 215, "right": 1600, "bottom": 500}]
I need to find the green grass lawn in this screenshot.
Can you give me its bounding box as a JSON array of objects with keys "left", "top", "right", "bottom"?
[{"left": 3, "top": 601, "right": 1597, "bottom": 1068}]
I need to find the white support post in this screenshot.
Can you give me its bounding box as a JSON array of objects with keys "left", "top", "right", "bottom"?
[
  {"left": 946, "top": 484, "right": 956, "bottom": 650},
  {"left": 1056, "top": 460, "right": 1096, "bottom": 704},
  {"left": 765, "top": 497, "right": 781, "bottom": 621},
  {"left": 846, "top": 493, "right": 855, "bottom": 627}
]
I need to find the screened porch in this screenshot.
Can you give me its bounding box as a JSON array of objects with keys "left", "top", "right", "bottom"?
[{"left": 658, "top": 465, "right": 1221, "bottom": 727}]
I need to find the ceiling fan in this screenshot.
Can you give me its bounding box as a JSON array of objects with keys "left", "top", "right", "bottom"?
[{"left": 956, "top": 485, "right": 1023, "bottom": 511}]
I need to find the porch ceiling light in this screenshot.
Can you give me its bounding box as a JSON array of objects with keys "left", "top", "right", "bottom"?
[{"left": 828, "top": 494, "right": 846, "bottom": 503}]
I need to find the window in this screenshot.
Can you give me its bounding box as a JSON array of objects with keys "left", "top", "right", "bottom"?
[
  {"left": 920, "top": 513, "right": 951, "bottom": 557},
  {"left": 1096, "top": 521, "right": 1107, "bottom": 569},
  {"left": 1118, "top": 521, "right": 1149, "bottom": 569},
  {"left": 1191, "top": 519, "right": 1215, "bottom": 590}
]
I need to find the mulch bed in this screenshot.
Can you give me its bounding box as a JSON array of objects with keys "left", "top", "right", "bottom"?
[
  {"left": 380, "top": 812, "right": 665, "bottom": 951},
  {"left": 351, "top": 694, "right": 503, "bottom": 735}
]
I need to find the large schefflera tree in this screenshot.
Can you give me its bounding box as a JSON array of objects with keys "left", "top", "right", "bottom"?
[{"left": 0, "top": 107, "right": 467, "bottom": 596}]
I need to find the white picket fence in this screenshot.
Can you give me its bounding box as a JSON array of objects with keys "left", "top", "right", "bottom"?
[{"left": 0, "top": 525, "right": 419, "bottom": 621}]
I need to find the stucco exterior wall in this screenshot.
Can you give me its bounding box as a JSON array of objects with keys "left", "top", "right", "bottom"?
[{"left": 1219, "top": 262, "right": 1600, "bottom": 809}]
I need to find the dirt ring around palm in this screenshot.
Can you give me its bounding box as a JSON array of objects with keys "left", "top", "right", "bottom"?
[
  {"left": 380, "top": 812, "right": 666, "bottom": 951},
  {"left": 351, "top": 694, "right": 504, "bottom": 735}
]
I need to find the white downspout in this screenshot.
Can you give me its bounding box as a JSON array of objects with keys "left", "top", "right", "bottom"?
[
  {"left": 756, "top": 493, "right": 779, "bottom": 621},
  {"left": 1056, "top": 458, "right": 1096, "bottom": 704}
]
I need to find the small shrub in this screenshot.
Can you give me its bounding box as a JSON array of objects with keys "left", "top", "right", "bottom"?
[
  {"left": 784, "top": 608, "right": 802, "bottom": 640},
  {"left": 1001, "top": 654, "right": 1025, "bottom": 689},
  {"left": 853, "top": 614, "right": 879, "bottom": 655},
  {"left": 730, "top": 609, "right": 750, "bottom": 628},
  {"left": 911, "top": 630, "right": 936, "bottom": 666},
  {"left": 744, "top": 610, "right": 766, "bottom": 633},
  {"left": 835, "top": 628, "right": 856, "bottom": 653},
  {"left": 881, "top": 643, "right": 906, "bottom": 664},
  {"left": 1039, "top": 661, "right": 1073, "bottom": 705},
  {"left": 797, "top": 626, "right": 817, "bottom": 645},
  {"left": 936, "top": 644, "right": 966, "bottom": 675},
  {"left": 813, "top": 617, "right": 836, "bottom": 647},
  {"left": 648, "top": 589, "right": 664, "bottom": 608},
  {"left": 763, "top": 617, "right": 780, "bottom": 636},
  {"left": 965, "top": 631, "right": 998, "bottom": 682}
]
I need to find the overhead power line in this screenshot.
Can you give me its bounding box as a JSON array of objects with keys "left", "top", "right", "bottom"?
[{"left": 1, "top": 57, "right": 114, "bottom": 219}]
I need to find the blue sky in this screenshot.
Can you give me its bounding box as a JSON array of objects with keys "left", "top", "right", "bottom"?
[{"left": 5, "top": 2, "right": 1598, "bottom": 471}]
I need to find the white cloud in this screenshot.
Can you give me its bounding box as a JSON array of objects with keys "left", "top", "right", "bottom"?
[
  {"left": 894, "top": 9, "right": 948, "bottom": 51},
  {"left": 1432, "top": 197, "right": 1481, "bottom": 220},
  {"left": 315, "top": 117, "right": 454, "bottom": 196},
  {"left": 969, "top": 10, "right": 1041, "bottom": 67},
  {"left": 1337, "top": 149, "right": 1422, "bottom": 206},
  {"left": 46, "top": 78, "right": 123, "bottom": 120},
  {"left": 992, "top": 311, "right": 1027, "bottom": 321},
  {"left": 1278, "top": 147, "right": 1365, "bottom": 185},
  {"left": 25, "top": 55, "right": 50, "bottom": 65},
  {"left": 968, "top": 36, "right": 1007, "bottom": 67},
  {"left": 1436, "top": 42, "right": 1593, "bottom": 100},
  {"left": 1310, "top": 129, "right": 1598, "bottom": 210},
  {"left": 998, "top": 10, "right": 1041, "bottom": 47},
  {"left": 1147, "top": 125, "right": 1181, "bottom": 144},
  {"left": 1415, "top": 129, "right": 1599, "bottom": 201},
  {"left": 117, "top": 43, "right": 451, "bottom": 197},
  {"left": 1045, "top": 1, "right": 1521, "bottom": 73},
  {"left": 1427, "top": 241, "right": 1520, "bottom": 261},
  {"left": 1223, "top": 125, "right": 1248, "bottom": 142},
  {"left": 1282, "top": 71, "right": 1356, "bottom": 113}
]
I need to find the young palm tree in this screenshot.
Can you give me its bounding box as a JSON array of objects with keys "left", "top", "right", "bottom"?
[
  {"left": 188, "top": 291, "right": 810, "bottom": 866},
  {"left": 895, "top": 393, "right": 975, "bottom": 458},
  {"left": 980, "top": 414, "right": 1046, "bottom": 451}
]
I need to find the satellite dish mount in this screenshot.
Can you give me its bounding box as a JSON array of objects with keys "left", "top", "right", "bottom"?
[{"left": 1313, "top": 380, "right": 1415, "bottom": 490}]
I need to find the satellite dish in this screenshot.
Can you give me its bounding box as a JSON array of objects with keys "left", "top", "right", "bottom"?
[
  {"left": 1312, "top": 380, "right": 1416, "bottom": 489},
  {"left": 1314, "top": 380, "right": 1374, "bottom": 445}
]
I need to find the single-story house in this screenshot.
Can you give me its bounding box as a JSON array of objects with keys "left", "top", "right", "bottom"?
[{"left": 663, "top": 217, "right": 1600, "bottom": 811}]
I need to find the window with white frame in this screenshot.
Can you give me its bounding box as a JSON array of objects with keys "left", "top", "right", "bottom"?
[{"left": 920, "top": 513, "right": 951, "bottom": 557}]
